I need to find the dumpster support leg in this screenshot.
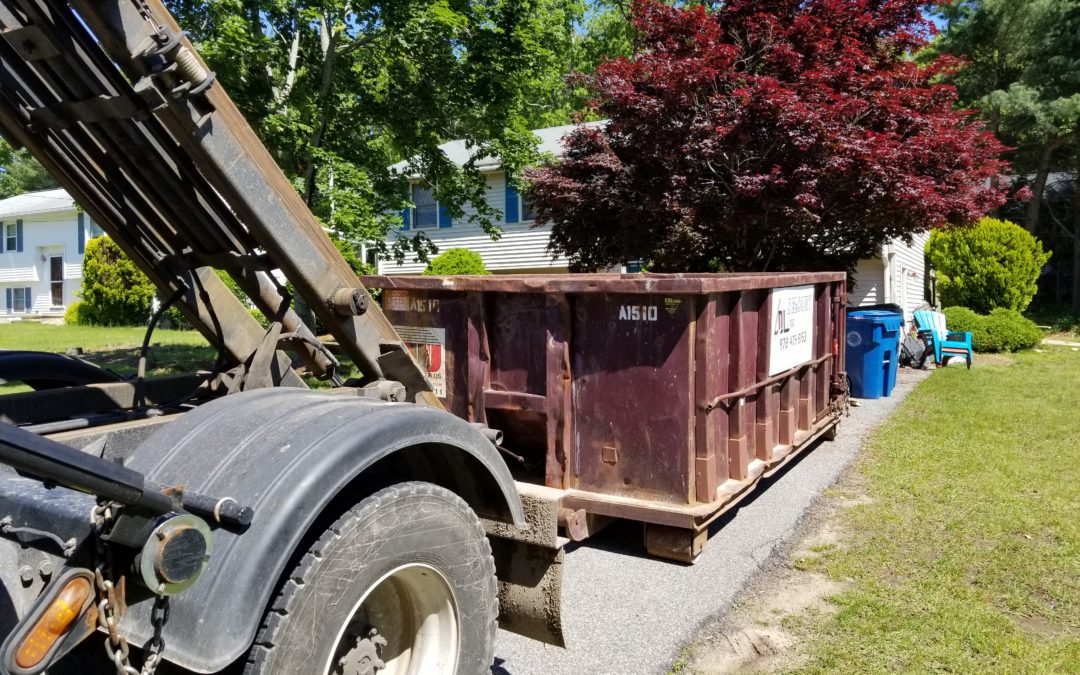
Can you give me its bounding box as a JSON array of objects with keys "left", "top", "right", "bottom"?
[{"left": 644, "top": 523, "right": 708, "bottom": 564}]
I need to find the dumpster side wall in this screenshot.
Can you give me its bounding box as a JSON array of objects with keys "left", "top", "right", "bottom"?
[{"left": 373, "top": 274, "right": 846, "bottom": 519}]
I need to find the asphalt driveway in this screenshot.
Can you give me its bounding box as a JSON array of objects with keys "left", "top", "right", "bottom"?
[{"left": 492, "top": 367, "right": 932, "bottom": 675}]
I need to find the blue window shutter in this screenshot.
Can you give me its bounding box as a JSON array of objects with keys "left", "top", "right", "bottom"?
[
  {"left": 0, "top": 222, "right": 4, "bottom": 253},
  {"left": 438, "top": 203, "right": 452, "bottom": 229},
  {"left": 5, "top": 288, "right": 10, "bottom": 313},
  {"left": 78, "top": 212, "right": 86, "bottom": 254},
  {"left": 24, "top": 287, "right": 31, "bottom": 313},
  {"left": 504, "top": 176, "right": 520, "bottom": 224},
  {"left": 16, "top": 220, "right": 23, "bottom": 253},
  {"left": 401, "top": 184, "right": 412, "bottom": 230}
]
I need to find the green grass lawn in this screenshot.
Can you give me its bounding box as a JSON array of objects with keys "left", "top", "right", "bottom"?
[
  {"left": 0, "top": 323, "right": 215, "bottom": 393},
  {"left": 0, "top": 322, "right": 347, "bottom": 392},
  {"left": 792, "top": 348, "right": 1079, "bottom": 673}
]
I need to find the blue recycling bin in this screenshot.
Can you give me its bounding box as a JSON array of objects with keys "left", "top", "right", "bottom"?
[{"left": 845, "top": 309, "right": 903, "bottom": 399}]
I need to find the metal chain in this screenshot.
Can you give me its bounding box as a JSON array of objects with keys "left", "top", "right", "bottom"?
[
  {"left": 91, "top": 502, "right": 170, "bottom": 675},
  {"left": 128, "top": 0, "right": 169, "bottom": 44}
]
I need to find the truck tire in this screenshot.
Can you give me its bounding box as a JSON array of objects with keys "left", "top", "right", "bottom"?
[{"left": 245, "top": 482, "right": 497, "bottom": 675}]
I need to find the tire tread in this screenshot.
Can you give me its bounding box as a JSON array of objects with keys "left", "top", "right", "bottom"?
[{"left": 243, "top": 481, "right": 496, "bottom": 675}]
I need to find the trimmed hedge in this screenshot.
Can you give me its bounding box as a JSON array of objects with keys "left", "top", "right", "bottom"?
[
  {"left": 63, "top": 300, "right": 89, "bottom": 325},
  {"left": 423, "top": 248, "right": 490, "bottom": 276},
  {"left": 927, "top": 217, "right": 1050, "bottom": 314},
  {"left": 983, "top": 308, "right": 1044, "bottom": 352},
  {"left": 941, "top": 306, "right": 982, "bottom": 336},
  {"left": 942, "top": 306, "right": 1043, "bottom": 353}
]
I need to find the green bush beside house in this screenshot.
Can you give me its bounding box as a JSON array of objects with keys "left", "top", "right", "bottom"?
[
  {"left": 422, "top": 248, "right": 490, "bottom": 276},
  {"left": 927, "top": 218, "right": 1050, "bottom": 314},
  {"left": 942, "top": 306, "right": 1043, "bottom": 353}
]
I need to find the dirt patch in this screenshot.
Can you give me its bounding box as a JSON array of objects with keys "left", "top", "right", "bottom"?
[
  {"left": 1016, "top": 615, "right": 1075, "bottom": 639},
  {"left": 686, "top": 474, "right": 862, "bottom": 674},
  {"left": 689, "top": 626, "right": 797, "bottom": 674},
  {"left": 791, "top": 521, "right": 849, "bottom": 560},
  {"left": 687, "top": 565, "right": 849, "bottom": 674},
  {"left": 975, "top": 353, "right": 1015, "bottom": 367}
]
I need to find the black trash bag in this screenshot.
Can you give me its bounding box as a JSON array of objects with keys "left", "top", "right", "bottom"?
[{"left": 900, "top": 333, "right": 928, "bottom": 369}]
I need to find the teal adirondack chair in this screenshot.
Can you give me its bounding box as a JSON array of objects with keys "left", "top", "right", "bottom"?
[{"left": 913, "top": 309, "right": 973, "bottom": 368}]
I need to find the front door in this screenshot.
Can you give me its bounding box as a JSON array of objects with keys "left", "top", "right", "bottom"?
[{"left": 50, "top": 256, "right": 63, "bottom": 307}]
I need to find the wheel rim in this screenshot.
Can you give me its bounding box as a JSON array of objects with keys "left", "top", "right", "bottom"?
[{"left": 325, "top": 563, "right": 460, "bottom": 675}]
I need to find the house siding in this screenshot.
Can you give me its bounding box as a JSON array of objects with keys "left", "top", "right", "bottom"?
[
  {"left": 891, "top": 231, "right": 929, "bottom": 324},
  {"left": 850, "top": 257, "right": 885, "bottom": 307},
  {"left": 848, "top": 232, "right": 929, "bottom": 329},
  {"left": 378, "top": 172, "right": 568, "bottom": 274},
  {"left": 1, "top": 210, "right": 89, "bottom": 316}
]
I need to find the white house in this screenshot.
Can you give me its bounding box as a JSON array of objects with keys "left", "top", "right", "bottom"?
[
  {"left": 0, "top": 188, "right": 103, "bottom": 319},
  {"left": 848, "top": 233, "right": 930, "bottom": 327},
  {"left": 381, "top": 123, "right": 929, "bottom": 325},
  {"left": 378, "top": 124, "right": 609, "bottom": 275}
]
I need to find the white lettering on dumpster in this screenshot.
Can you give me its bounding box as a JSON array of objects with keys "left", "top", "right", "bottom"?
[
  {"left": 394, "top": 325, "right": 447, "bottom": 398},
  {"left": 619, "top": 305, "right": 659, "bottom": 321},
  {"left": 383, "top": 291, "right": 440, "bottom": 314},
  {"left": 769, "top": 285, "right": 815, "bottom": 376}
]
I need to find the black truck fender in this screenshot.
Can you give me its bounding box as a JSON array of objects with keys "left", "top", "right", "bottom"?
[
  {"left": 116, "top": 387, "right": 525, "bottom": 674},
  {"left": 0, "top": 351, "right": 122, "bottom": 391}
]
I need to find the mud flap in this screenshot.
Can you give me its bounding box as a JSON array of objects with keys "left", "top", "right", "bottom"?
[{"left": 483, "top": 483, "right": 567, "bottom": 648}]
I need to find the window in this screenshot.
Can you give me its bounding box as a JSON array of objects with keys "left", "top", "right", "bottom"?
[
  {"left": 7, "top": 287, "right": 30, "bottom": 313},
  {"left": 4, "top": 223, "right": 15, "bottom": 252},
  {"left": 50, "top": 256, "right": 64, "bottom": 307},
  {"left": 78, "top": 212, "right": 105, "bottom": 254},
  {"left": 521, "top": 193, "right": 535, "bottom": 222},
  {"left": 87, "top": 216, "right": 104, "bottom": 239},
  {"left": 412, "top": 184, "right": 439, "bottom": 229},
  {"left": 504, "top": 174, "right": 536, "bottom": 224}
]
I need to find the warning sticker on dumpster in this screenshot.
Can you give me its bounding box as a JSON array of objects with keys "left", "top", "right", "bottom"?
[
  {"left": 769, "top": 285, "right": 815, "bottom": 376},
  {"left": 385, "top": 291, "right": 409, "bottom": 312},
  {"left": 395, "top": 325, "right": 447, "bottom": 397}
]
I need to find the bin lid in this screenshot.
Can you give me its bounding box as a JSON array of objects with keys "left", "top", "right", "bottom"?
[{"left": 847, "top": 309, "right": 903, "bottom": 330}]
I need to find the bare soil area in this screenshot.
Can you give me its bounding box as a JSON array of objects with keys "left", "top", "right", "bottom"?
[{"left": 685, "top": 474, "right": 865, "bottom": 674}]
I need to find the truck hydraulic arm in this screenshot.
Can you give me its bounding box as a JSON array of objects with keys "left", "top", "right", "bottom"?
[{"left": 0, "top": 0, "right": 438, "bottom": 404}]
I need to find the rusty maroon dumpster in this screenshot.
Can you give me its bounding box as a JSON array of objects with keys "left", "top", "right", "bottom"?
[{"left": 365, "top": 273, "right": 847, "bottom": 562}]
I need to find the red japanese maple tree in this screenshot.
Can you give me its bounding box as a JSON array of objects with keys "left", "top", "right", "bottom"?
[{"left": 526, "top": 0, "right": 1008, "bottom": 273}]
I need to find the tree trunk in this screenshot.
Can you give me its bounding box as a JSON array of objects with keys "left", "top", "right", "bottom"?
[
  {"left": 302, "top": 13, "right": 340, "bottom": 205},
  {"left": 272, "top": 29, "right": 302, "bottom": 110},
  {"left": 1025, "top": 141, "right": 1060, "bottom": 234}
]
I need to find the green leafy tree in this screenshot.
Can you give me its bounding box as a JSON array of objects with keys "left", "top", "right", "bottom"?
[
  {"left": 928, "top": 0, "right": 1080, "bottom": 233},
  {"left": 331, "top": 236, "right": 374, "bottom": 277},
  {"left": 78, "top": 237, "right": 157, "bottom": 326},
  {"left": 927, "top": 217, "right": 1050, "bottom": 313},
  {"left": 164, "top": 0, "right": 584, "bottom": 264},
  {"left": 423, "top": 248, "right": 490, "bottom": 275},
  {"left": 0, "top": 138, "right": 56, "bottom": 198},
  {"left": 544, "top": 1, "right": 635, "bottom": 124},
  {"left": 0, "top": 140, "right": 13, "bottom": 198}
]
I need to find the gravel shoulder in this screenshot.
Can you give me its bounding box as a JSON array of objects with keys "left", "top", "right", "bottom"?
[{"left": 492, "top": 367, "right": 932, "bottom": 675}]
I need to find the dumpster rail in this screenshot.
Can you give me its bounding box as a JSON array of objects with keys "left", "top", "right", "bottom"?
[{"left": 366, "top": 272, "right": 848, "bottom": 562}]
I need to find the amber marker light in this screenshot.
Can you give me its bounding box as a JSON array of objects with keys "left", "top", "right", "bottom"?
[{"left": 14, "top": 576, "right": 91, "bottom": 670}]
